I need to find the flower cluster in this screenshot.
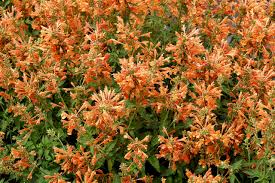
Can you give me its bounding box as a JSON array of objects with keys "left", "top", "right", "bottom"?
[{"left": 0, "top": 0, "right": 274, "bottom": 182}]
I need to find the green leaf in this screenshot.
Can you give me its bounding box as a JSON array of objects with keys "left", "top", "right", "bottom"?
[
  {"left": 148, "top": 156, "right": 160, "bottom": 173},
  {"left": 229, "top": 174, "right": 236, "bottom": 183},
  {"left": 150, "top": 135, "right": 159, "bottom": 147},
  {"left": 107, "top": 159, "right": 114, "bottom": 172},
  {"left": 231, "top": 160, "right": 243, "bottom": 172},
  {"left": 104, "top": 139, "right": 117, "bottom": 154},
  {"left": 0, "top": 0, "right": 11, "bottom": 8},
  {"left": 112, "top": 174, "right": 121, "bottom": 183},
  {"left": 25, "top": 18, "right": 32, "bottom": 25},
  {"left": 243, "top": 169, "right": 261, "bottom": 179},
  {"left": 194, "top": 165, "right": 207, "bottom": 174},
  {"left": 161, "top": 168, "right": 175, "bottom": 177},
  {"left": 125, "top": 100, "right": 136, "bottom": 108},
  {"left": 271, "top": 171, "right": 275, "bottom": 183}
]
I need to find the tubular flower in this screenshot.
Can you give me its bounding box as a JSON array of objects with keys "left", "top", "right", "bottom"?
[{"left": 83, "top": 87, "right": 126, "bottom": 131}]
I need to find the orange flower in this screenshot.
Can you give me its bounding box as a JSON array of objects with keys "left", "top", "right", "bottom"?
[
  {"left": 44, "top": 173, "right": 66, "bottom": 183},
  {"left": 186, "top": 168, "right": 223, "bottom": 183},
  {"left": 14, "top": 74, "right": 39, "bottom": 104},
  {"left": 193, "top": 81, "right": 222, "bottom": 111},
  {"left": 114, "top": 57, "right": 155, "bottom": 103},
  {"left": 83, "top": 87, "right": 126, "bottom": 131},
  {"left": 157, "top": 132, "right": 191, "bottom": 170},
  {"left": 82, "top": 54, "right": 112, "bottom": 88},
  {"left": 124, "top": 134, "right": 150, "bottom": 169},
  {"left": 53, "top": 145, "right": 90, "bottom": 175}
]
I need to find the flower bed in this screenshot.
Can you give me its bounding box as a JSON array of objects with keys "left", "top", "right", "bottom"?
[{"left": 0, "top": 0, "right": 274, "bottom": 182}]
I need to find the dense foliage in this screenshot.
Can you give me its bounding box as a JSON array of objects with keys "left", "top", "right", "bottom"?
[{"left": 0, "top": 0, "right": 274, "bottom": 182}]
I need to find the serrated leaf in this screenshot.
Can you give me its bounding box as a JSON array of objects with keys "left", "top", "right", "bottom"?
[
  {"left": 243, "top": 169, "right": 261, "bottom": 178},
  {"left": 148, "top": 156, "right": 160, "bottom": 173},
  {"left": 104, "top": 139, "right": 117, "bottom": 154},
  {"left": 231, "top": 160, "right": 243, "bottom": 172}
]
